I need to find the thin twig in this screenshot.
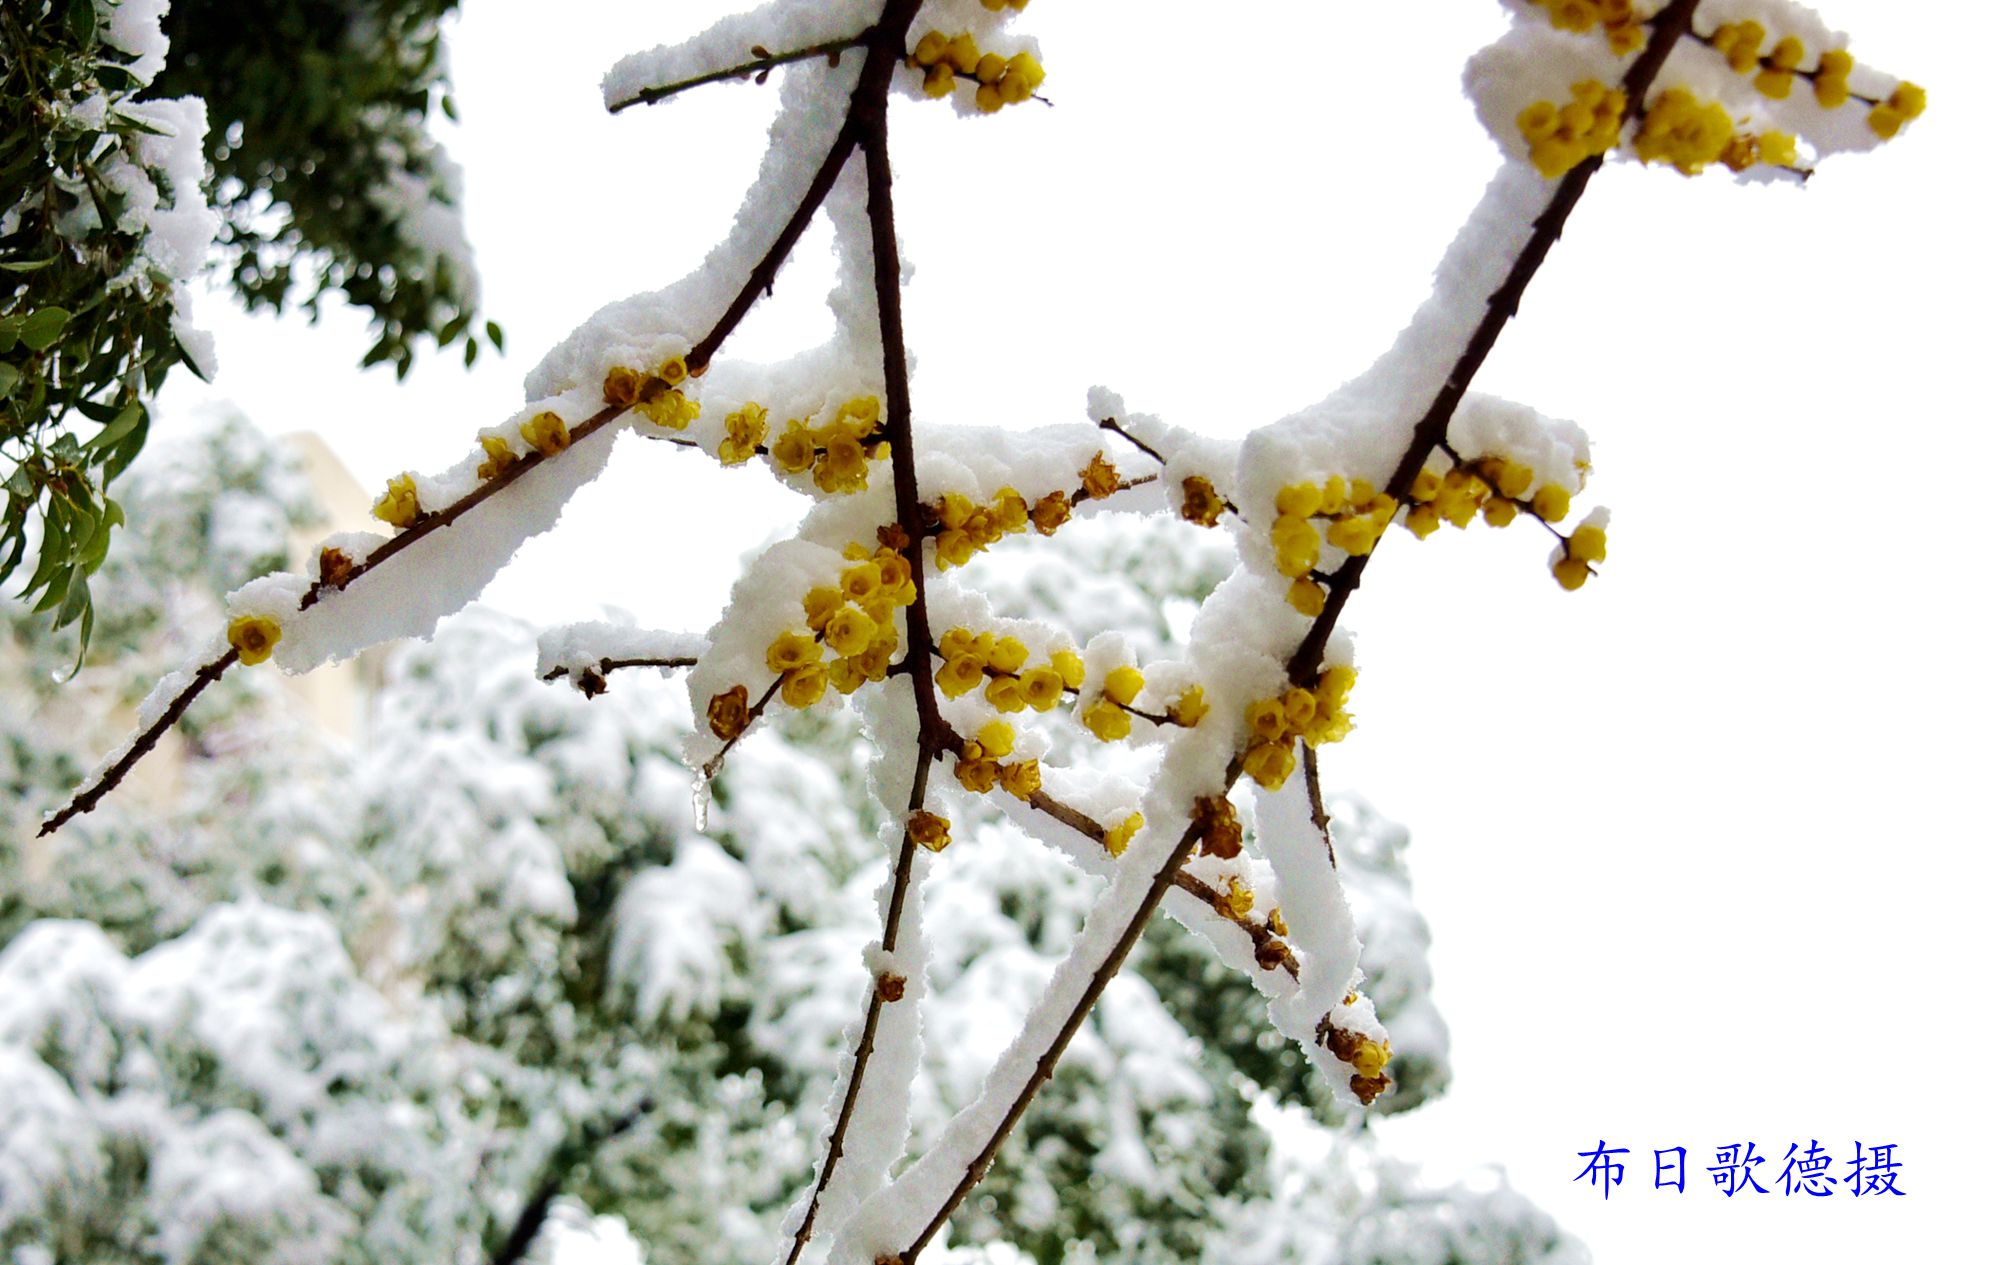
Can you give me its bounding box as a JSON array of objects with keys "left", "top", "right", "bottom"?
[
  {"left": 541, "top": 656, "right": 699, "bottom": 697},
  {"left": 1302, "top": 744, "right": 1335, "bottom": 868},
  {"left": 1096, "top": 415, "right": 1164, "bottom": 465},
  {"left": 607, "top": 33, "right": 873, "bottom": 114},
  {"left": 38, "top": 649, "right": 237, "bottom": 836}
]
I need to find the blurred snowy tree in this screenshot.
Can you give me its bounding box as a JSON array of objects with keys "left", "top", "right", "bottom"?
[{"left": 3, "top": 421, "right": 1576, "bottom": 1264}]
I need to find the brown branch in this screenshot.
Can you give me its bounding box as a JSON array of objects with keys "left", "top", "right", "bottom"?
[
  {"left": 1285, "top": 0, "right": 1700, "bottom": 690},
  {"left": 1302, "top": 745, "right": 1335, "bottom": 869},
  {"left": 37, "top": 648, "right": 237, "bottom": 837},
  {"left": 541, "top": 656, "right": 699, "bottom": 698},
  {"left": 778, "top": 7, "right": 929, "bottom": 1261},
  {"left": 607, "top": 34, "right": 872, "bottom": 114},
  {"left": 1067, "top": 473, "right": 1156, "bottom": 507},
  {"left": 893, "top": 9, "right": 1704, "bottom": 1255},
  {"left": 1096, "top": 415, "right": 1164, "bottom": 465},
  {"left": 487, "top": 1098, "right": 655, "bottom": 1265}
]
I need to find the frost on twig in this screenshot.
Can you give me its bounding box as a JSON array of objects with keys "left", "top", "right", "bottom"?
[{"left": 42, "top": 0, "right": 1926, "bottom": 1259}]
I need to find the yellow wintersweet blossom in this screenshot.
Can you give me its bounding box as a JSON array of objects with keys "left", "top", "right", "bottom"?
[
  {"left": 520, "top": 411, "right": 570, "bottom": 459},
  {"left": 766, "top": 631, "right": 823, "bottom": 674},
  {"left": 802, "top": 586, "right": 843, "bottom": 632},
  {"left": 824, "top": 607, "right": 878, "bottom": 657},
  {"left": 476, "top": 435, "right": 518, "bottom": 482},
  {"left": 1223, "top": 876, "right": 1255, "bottom": 918},
  {"left": 1081, "top": 698, "right": 1132, "bottom": 742},
  {"left": 985, "top": 674, "right": 1027, "bottom": 713},
  {"left": 707, "top": 685, "right": 750, "bottom": 740},
  {"left": 1517, "top": 79, "right": 1626, "bottom": 178},
  {"left": 1351, "top": 1038, "right": 1392, "bottom": 1080},
  {"left": 936, "top": 654, "right": 986, "bottom": 698},
  {"left": 1633, "top": 88, "right": 1735, "bottom": 176},
  {"left": 227, "top": 614, "right": 282, "bottom": 666},
  {"left": 998, "top": 52, "right": 1044, "bottom": 106},
  {"left": 372, "top": 473, "right": 421, "bottom": 529},
  {"left": 1756, "top": 36, "right": 1806, "bottom": 99},
  {"left": 1569, "top": 522, "right": 1608, "bottom": 564},
  {"left": 602, "top": 366, "right": 643, "bottom": 408},
  {"left": 1029, "top": 491, "right": 1072, "bottom": 535},
  {"left": 910, "top": 810, "right": 952, "bottom": 853},
  {"left": 1275, "top": 482, "right": 1323, "bottom": 518},
  {"left": 1271, "top": 514, "right": 1320, "bottom": 578},
  {"left": 1021, "top": 666, "right": 1066, "bottom": 712},
  {"left": 781, "top": 663, "right": 828, "bottom": 708},
  {"left": 1244, "top": 740, "right": 1297, "bottom": 791},
  {"left": 1181, "top": 475, "right": 1226, "bottom": 527},
  {"left": 954, "top": 751, "right": 1000, "bottom": 792},
  {"left": 976, "top": 720, "right": 1016, "bottom": 759},
  {"left": 1080, "top": 452, "right": 1121, "bottom": 500},
  {"left": 1531, "top": 484, "right": 1572, "bottom": 522},
  {"left": 635, "top": 379, "right": 699, "bottom": 429},
  {"left": 1102, "top": 666, "right": 1144, "bottom": 708},
  {"left": 770, "top": 420, "right": 816, "bottom": 473},
  {"left": 1051, "top": 649, "right": 1086, "bottom": 691},
  {"left": 1105, "top": 813, "right": 1143, "bottom": 858},
  {"left": 720, "top": 405, "right": 768, "bottom": 466},
  {"left": 814, "top": 433, "right": 870, "bottom": 494},
  {"left": 999, "top": 759, "right": 1041, "bottom": 801},
  {"left": 989, "top": 637, "right": 1029, "bottom": 674},
  {"left": 1286, "top": 578, "right": 1326, "bottom": 616},
  {"left": 1167, "top": 686, "right": 1209, "bottom": 728},
  {"left": 1868, "top": 82, "right": 1927, "bottom": 141},
  {"left": 1813, "top": 49, "right": 1853, "bottom": 108},
  {"left": 1246, "top": 697, "right": 1290, "bottom": 744}
]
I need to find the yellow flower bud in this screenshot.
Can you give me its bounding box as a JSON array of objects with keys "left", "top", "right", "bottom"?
[
  {"left": 1082, "top": 699, "right": 1132, "bottom": 742},
  {"left": 372, "top": 473, "right": 422, "bottom": 529},
  {"left": 1105, "top": 813, "right": 1143, "bottom": 858},
  {"left": 1103, "top": 666, "right": 1144, "bottom": 707},
  {"left": 909, "top": 810, "right": 951, "bottom": 852},
  {"left": 976, "top": 721, "right": 1016, "bottom": 759}
]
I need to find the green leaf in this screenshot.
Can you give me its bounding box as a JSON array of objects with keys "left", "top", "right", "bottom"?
[
  {"left": 19, "top": 308, "right": 71, "bottom": 352},
  {"left": 485, "top": 320, "right": 504, "bottom": 352},
  {"left": 66, "top": 0, "right": 98, "bottom": 46},
  {"left": 86, "top": 401, "right": 145, "bottom": 452},
  {"left": 0, "top": 257, "right": 59, "bottom": 272},
  {"left": 0, "top": 364, "right": 18, "bottom": 397},
  {"left": 54, "top": 569, "right": 91, "bottom": 629}
]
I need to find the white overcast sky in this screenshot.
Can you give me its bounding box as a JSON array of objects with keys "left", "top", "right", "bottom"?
[{"left": 158, "top": 2, "right": 1994, "bottom": 1260}]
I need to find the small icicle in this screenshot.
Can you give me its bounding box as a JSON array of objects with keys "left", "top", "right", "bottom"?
[{"left": 691, "top": 771, "right": 712, "bottom": 833}]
